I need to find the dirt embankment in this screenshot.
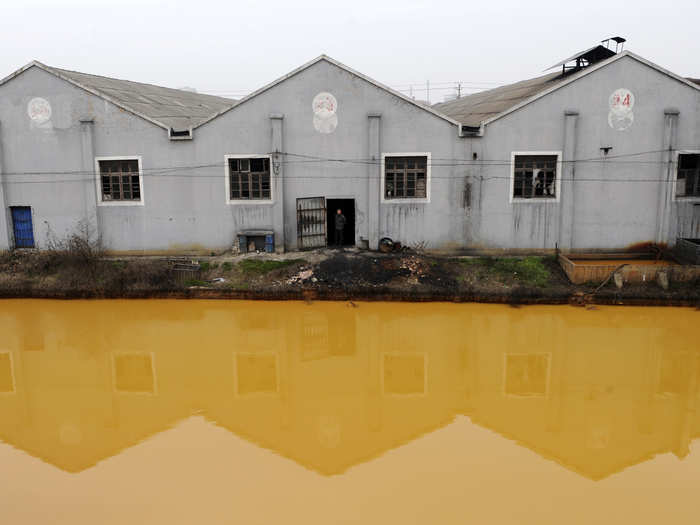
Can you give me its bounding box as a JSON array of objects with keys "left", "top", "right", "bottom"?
[{"left": 0, "top": 249, "right": 698, "bottom": 306}]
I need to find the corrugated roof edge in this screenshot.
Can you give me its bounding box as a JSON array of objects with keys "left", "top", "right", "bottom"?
[
  {"left": 0, "top": 60, "right": 237, "bottom": 135},
  {"left": 478, "top": 51, "right": 700, "bottom": 128},
  {"left": 194, "top": 54, "right": 463, "bottom": 132}
]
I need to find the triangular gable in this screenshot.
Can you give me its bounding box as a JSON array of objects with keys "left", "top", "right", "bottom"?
[
  {"left": 480, "top": 51, "right": 700, "bottom": 128},
  {"left": 195, "top": 54, "right": 462, "bottom": 130},
  {"left": 0, "top": 61, "right": 235, "bottom": 135}
]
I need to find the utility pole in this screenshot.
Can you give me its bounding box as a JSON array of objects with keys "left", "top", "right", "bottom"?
[
  {"left": 457, "top": 82, "right": 462, "bottom": 99},
  {"left": 426, "top": 80, "right": 430, "bottom": 104}
]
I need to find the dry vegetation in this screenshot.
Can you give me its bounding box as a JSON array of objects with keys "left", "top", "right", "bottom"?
[{"left": 0, "top": 233, "right": 698, "bottom": 305}]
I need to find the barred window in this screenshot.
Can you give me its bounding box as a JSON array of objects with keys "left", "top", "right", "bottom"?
[
  {"left": 676, "top": 154, "right": 700, "bottom": 197},
  {"left": 513, "top": 155, "right": 558, "bottom": 199},
  {"left": 229, "top": 157, "right": 271, "bottom": 200},
  {"left": 99, "top": 159, "right": 141, "bottom": 201},
  {"left": 384, "top": 156, "right": 427, "bottom": 199}
]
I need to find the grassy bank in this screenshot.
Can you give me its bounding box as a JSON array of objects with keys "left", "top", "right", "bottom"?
[{"left": 0, "top": 249, "right": 698, "bottom": 306}]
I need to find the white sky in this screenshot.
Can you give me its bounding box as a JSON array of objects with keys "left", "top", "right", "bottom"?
[{"left": 2, "top": 0, "right": 699, "bottom": 103}]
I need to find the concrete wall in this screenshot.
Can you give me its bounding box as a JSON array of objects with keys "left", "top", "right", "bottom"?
[
  {"left": 196, "top": 59, "right": 463, "bottom": 251},
  {"left": 473, "top": 55, "right": 700, "bottom": 252},
  {"left": 0, "top": 55, "right": 697, "bottom": 253},
  {"left": 0, "top": 61, "right": 465, "bottom": 252}
]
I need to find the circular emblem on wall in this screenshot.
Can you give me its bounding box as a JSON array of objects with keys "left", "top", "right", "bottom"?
[
  {"left": 608, "top": 88, "right": 634, "bottom": 131},
  {"left": 27, "top": 97, "right": 52, "bottom": 124},
  {"left": 312, "top": 91, "right": 338, "bottom": 134}
]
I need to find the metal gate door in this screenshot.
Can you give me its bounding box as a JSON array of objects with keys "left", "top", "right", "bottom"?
[
  {"left": 11, "top": 207, "right": 35, "bottom": 249},
  {"left": 296, "top": 197, "right": 327, "bottom": 249}
]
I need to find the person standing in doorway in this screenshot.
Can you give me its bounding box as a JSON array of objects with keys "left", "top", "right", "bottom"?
[{"left": 334, "top": 209, "right": 346, "bottom": 247}]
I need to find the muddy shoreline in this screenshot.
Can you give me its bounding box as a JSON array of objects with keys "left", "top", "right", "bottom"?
[
  {"left": 1, "top": 249, "right": 698, "bottom": 307},
  {"left": 1, "top": 286, "right": 697, "bottom": 308}
]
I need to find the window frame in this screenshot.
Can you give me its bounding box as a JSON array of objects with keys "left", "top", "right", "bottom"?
[
  {"left": 380, "top": 351, "right": 428, "bottom": 398},
  {"left": 672, "top": 150, "right": 700, "bottom": 202},
  {"left": 509, "top": 151, "right": 562, "bottom": 204},
  {"left": 94, "top": 156, "right": 145, "bottom": 207},
  {"left": 502, "top": 352, "right": 552, "bottom": 399},
  {"left": 224, "top": 154, "right": 275, "bottom": 205},
  {"left": 380, "top": 152, "right": 431, "bottom": 203},
  {"left": 111, "top": 351, "right": 158, "bottom": 396}
]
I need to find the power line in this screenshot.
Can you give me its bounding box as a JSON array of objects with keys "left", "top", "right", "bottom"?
[
  {"left": 0, "top": 148, "right": 687, "bottom": 179},
  {"left": 0, "top": 149, "right": 691, "bottom": 185}
]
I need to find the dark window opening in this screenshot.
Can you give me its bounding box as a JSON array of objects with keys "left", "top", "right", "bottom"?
[
  {"left": 99, "top": 159, "right": 141, "bottom": 201},
  {"left": 513, "top": 155, "right": 557, "bottom": 199},
  {"left": 326, "top": 198, "right": 355, "bottom": 247},
  {"left": 229, "top": 157, "right": 271, "bottom": 200},
  {"left": 384, "top": 156, "right": 427, "bottom": 199},
  {"left": 677, "top": 154, "right": 700, "bottom": 197}
]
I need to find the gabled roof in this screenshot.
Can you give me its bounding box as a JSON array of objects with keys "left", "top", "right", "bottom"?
[
  {"left": 196, "top": 54, "right": 462, "bottom": 130},
  {"left": 434, "top": 51, "right": 700, "bottom": 128},
  {"left": 0, "top": 61, "right": 236, "bottom": 132},
  {"left": 433, "top": 71, "right": 564, "bottom": 127}
]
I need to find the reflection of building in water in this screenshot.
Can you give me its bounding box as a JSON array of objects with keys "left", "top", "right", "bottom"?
[
  {"left": 503, "top": 353, "right": 550, "bottom": 397},
  {"left": 0, "top": 301, "right": 697, "bottom": 479},
  {"left": 112, "top": 353, "right": 157, "bottom": 394},
  {"left": 0, "top": 352, "right": 16, "bottom": 393}
]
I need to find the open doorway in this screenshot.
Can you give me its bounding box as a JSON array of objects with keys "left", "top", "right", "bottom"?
[{"left": 326, "top": 199, "right": 355, "bottom": 247}]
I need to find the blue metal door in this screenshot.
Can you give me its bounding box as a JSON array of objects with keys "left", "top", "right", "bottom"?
[{"left": 11, "top": 207, "right": 34, "bottom": 248}]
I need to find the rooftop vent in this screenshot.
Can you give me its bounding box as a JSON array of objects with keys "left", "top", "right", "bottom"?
[
  {"left": 547, "top": 37, "right": 625, "bottom": 76},
  {"left": 601, "top": 36, "right": 626, "bottom": 53}
]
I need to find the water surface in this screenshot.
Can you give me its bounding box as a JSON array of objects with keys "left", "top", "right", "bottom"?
[{"left": 0, "top": 300, "right": 698, "bottom": 524}]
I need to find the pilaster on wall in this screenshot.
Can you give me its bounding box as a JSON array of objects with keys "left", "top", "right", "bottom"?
[
  {"left": 270, "top": 114, "right": 285, "bottom": 252},
  {"left": 79, "top": 119, "right": 100, "bottom": 245},
  {"left": 367, "top": 114, "right": 381, "bottom": 250},
  {"left": 0, "top": 121, "right": 10, "bottom": 250},
  {"left": 656, "top": 109, "right": 679, "bottom": 244},
  {"left": 558, "top": 110, "right": 578, "bottom": 252}
]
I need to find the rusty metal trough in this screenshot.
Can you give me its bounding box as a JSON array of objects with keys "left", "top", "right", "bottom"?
[{"left": 558, "top": 253, "right": 700, "bottom": 285}]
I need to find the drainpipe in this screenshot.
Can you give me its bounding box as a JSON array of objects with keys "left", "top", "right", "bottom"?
[
  {"left": 558, "top": 110, "right": 578, "bottom": 252},
  {"left": 0, "top": 121, "right": 10, "bottom": 250},
  {"left": 270, "top": 114, "right": 285, "bottom": 252},
  {"left": 656, "top": 109, "right": 679, "bottom": 245},
  {"left": 79, "top": 118, "right": 100, "bottom": 246},
  {"left": 368, "top": 114, "right": 381, "bottom": 250}
]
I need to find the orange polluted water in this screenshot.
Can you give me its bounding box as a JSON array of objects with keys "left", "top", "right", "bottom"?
[{"left": 0, "top": 300, "right": 698, "bottom": 525}]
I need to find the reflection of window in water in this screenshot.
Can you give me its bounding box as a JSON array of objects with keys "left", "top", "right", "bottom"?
[
  {"left": 382, "top": 353, "right": 427, "bottom": 396},
  {"left": 301, "top": 312, "right": 355, "bottom": 361},
  {"left": 657, "top": 350, "right": 686, "bottom": 397},
  {"left": 234, "top": 352, "right": 279, "bottom": 397},
  {"left": 504, "top": 354, "right": 550, "bottom": 397},
  {"left": 113, "top": 353, "right": 156, "bottom": 394},
  {"left": 0, "top": 353, "right": 15, "bottom": 393}
]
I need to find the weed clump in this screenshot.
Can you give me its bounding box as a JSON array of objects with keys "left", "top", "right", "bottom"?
[
  {"left": 239, "top": 258, "right": 305, "bottom": 274},
  {"left": 490, "top": 256, "right": 550, "bottom": 287}
]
